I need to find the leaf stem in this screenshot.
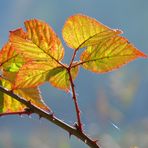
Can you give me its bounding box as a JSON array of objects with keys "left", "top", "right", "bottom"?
[
  {"left": 69, "top": 50, "right": 77, "bottom": 67},
  {"left": 0, "top": 85, "right": 100, "bottom": 148},
  {"left": 71, "top": 61, "right": 85, "bottom": 68}
]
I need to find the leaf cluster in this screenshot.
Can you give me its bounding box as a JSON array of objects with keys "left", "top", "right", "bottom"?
[{"left": 0, "top": 14, "right": 146, "bottom": 120}]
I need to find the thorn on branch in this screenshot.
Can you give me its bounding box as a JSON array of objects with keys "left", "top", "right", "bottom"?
[
  {"left": 39, "top": 114, "right": 42, "bottom": 119},
  {"left": 68, "top": 132, "right": 72, "bottom": 139},
  {"left": 49, "top": 113, "right": 56, "bottom": 121},
  {"left": 9, "top": 90, "right": 14, "bottom": 93},
  {"left": 74, "top": 122, "right": 81, "bottom": 131},
  {"left": 19, "top": 112, "right": 23, "bottom": 116},
  {"left": 24, "top": 108, "right": 33, "bottom": 115},
  {"left": 49, "top": 112, "right": 54, "bottom": 117},
  {"left": 27, "top": 100, "right": 32, "bottom": 105},
  {"left": 93, "top": 139, "right": 99, "bottom": 144}
]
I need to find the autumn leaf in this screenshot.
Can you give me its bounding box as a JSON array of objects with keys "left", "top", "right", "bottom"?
[
  {"left": 79, "top": 36, "right": 147, "bottom": 73},
  {"left": 0, "top": 29, "right": 30, "bottom": 72},
  {"left": 13, "top": 61, "right": 79, "bottom": 91},
  {"left": 10, "top": 19, "right": 64, "bottom": 61},
  {"left": 62, "top": 14, "right": 122, "bottom": 49},
  {"left": 0, "top": 72, "right": 50, "bottom": 114},
  {"left": 8, "top": 17, "right": 147, "bottom": 90},
  {"left": 48, "top": 63, "right": 79, "bottom": 91},
  {"left": 9, "top": 19, "right": 78, "bottom": 91}
]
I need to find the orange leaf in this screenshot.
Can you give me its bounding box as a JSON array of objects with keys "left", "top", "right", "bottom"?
[
  {"left": 9, "top": 19, "right": 79, "bottom": 91},
  {"left": 0, "top": 29, "right": 30, "bottom": 72},
  {"left": 10, "top": 19, "right": 64, "bottom": 61},
  {"left": 80, "top": 36, "right": 147, "bottom": 73},
  {"left": 62, "top": 14, "right": 122, "bottom": 49}
]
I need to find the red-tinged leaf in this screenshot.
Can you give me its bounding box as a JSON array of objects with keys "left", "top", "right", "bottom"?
[
  {"left": 10, "top": 19, "right": 64, "bottom": 61},
  {"left": 13, "top": 61, "right": 79, "bottom": 91},
  {"left": 10, "top": 28, "right": 27, "bottom": 39},
  {"left": 0, "top": 72, "right": 50, "bottom": 114},
  {"left": 80, "top": 36, "right": 147, "bottom": 73},
  {"left": 62, "top": 14, "right": 122, "bottom": 49},
  {"left": 0, "top": 43, "right": 20, "bottom": 72},
  {"left": 9, "top": 19, "right": 80, "bottom": 91},
  {"left": 0, "top": 29, "right": 30, "bottom": 72}
]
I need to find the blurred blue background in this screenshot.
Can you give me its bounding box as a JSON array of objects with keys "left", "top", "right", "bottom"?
[{"left": 0, "top": 0, "right": 148, "bottom": 148}]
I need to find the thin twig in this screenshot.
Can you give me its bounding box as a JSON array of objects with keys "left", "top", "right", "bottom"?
[
  {"left": 0, "top": 86, "right": 100, "bottom": 148},
  {"left": 68, "top": 49, "right": 83, "bottom": 132},
  {"left": 69, "top": 50, "right": 77, "bottom": 67},
  {"left": 68, "top": 69, "right": 83, "bottom": 132}
]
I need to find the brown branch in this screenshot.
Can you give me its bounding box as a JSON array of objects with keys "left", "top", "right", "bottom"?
[{"left": 0, "top": 85, "right": 100, "bottom": 148}]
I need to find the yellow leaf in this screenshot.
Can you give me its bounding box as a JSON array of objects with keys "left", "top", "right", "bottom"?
[
  {"left": 80, "top": 36, "right": 147, "bottom": 73},
  {"left": 0, "top": 73, "right": 50, "bottom": 113},
  {"left": 13, "top": 61, "right": 79, "bottom": 91},
  {"left": 0, "top": 78, "right": 25, "bottom": 113},
  {"left": 62, "top": 14, "right": 121, "bottom": 49},
  {"left": 13, "top": 61, "right": 59, "bottom": 89},
  {"left": 48, "top": 64, "right": 79, "bottom": 91}
]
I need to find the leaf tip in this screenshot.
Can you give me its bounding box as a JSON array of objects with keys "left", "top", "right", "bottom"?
[{"left": 135, "top": 50, "right": 148, "bottom": 58}]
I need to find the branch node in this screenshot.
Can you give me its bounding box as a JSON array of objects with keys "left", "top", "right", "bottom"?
[
  {"left": 49, "top": 112, "right": 54, "bottom": 117},
  {"left": 93, "top": 140, "right": 99, "bottom": 144},
  {"left": 74, "top": 122, "right": 82, "bottom": 132},
  {"left": 24, "top": 108, "right": 33, "bottom": 115}
]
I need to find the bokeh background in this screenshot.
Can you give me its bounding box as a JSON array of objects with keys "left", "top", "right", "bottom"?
[{"left": 0, "top": 0, "right": 148, "bottom": 148}]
